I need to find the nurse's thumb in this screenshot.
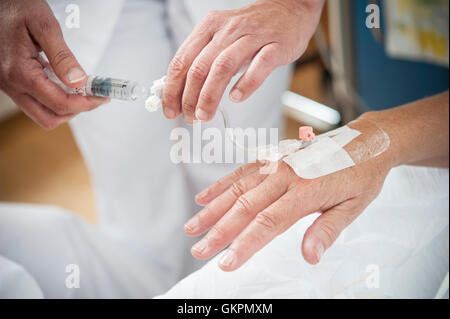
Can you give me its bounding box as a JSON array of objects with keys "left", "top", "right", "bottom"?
[{"left": 26, "top": 11, "right": 87, "bottom": 88}]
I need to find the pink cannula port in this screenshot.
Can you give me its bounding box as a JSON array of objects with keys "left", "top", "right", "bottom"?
[{"left": 299, "top": 126, "right": 315, "bottom": 142}]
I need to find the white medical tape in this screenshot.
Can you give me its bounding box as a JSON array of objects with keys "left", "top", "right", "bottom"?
[
  {"left": 283, "top": 135, "right": 356, "bottom": 179},
  {"left": 282, "top": 119, "right": 390, "bottom": 179},
  {"left": 325, "top": 125, "right": 361, "bottom": 147}
]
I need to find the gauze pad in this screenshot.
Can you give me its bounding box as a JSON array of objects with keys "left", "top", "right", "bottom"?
[{"left": 283, "top": 119, "right": 390, "bottom": 179}]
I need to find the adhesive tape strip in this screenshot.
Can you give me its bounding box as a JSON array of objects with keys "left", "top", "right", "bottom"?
[
  {"left": 283, "top": 134, "right": 356, "bottom": 179},
  {"left": 283, "top": 119, "right": 390, "bottom": 179}
]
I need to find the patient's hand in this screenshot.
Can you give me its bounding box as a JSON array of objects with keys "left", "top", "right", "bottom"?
[
  {"left": 184, "top": 155, "right": 391, "bottom": 271},
  {"left": 184, "top": 92, "right": 449, "bottom": 271},
  {"left": 162, "top": 0, "right": 324, "bottom": 124}
]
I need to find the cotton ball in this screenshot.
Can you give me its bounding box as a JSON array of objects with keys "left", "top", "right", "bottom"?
[
  {"left": 150, "top": 76, "right": 166, "bottom": 97},
  {"left": 145, "top": 95, "right": 162, "bottom": 112},
  {"left": 145, "top": 76, "right": 166, "bottom": 112}
]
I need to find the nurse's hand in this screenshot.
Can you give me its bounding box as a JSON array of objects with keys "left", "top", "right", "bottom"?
[
  {"left": 0, "top": 0, "right": 108, "bottom": 130},
  {"left": 162, "top": 0, "right": 324, "bottom": 124},
  {"left": 185, "top": 146, "right": 393, "bottom": 271}
]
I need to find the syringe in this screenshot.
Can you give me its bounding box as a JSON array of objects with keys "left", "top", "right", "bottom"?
[{"left": 44, "top": 67, "right": 150, "bottom": 102}]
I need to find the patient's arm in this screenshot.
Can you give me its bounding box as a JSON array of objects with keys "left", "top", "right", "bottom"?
[
  {"left": 183, "top": 91, "right": 449, "bottom": 272},
  {"left": 364, "top": 91, "right": 449, "bottom": 168}
]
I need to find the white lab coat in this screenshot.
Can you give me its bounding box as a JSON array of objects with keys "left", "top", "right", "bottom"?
[
  {"left": 45, "top": 0, "right": 292, "bottom": 288},
  {"left": 0, "top": 255, "right": 43, "bottom": 299},
  {"left": 0, "top": 204, "right": 168, "bottom": 298}
]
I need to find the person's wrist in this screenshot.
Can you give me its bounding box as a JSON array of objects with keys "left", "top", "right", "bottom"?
[{"left": 359, "top": 111, "right": 403, "bottom": 169}]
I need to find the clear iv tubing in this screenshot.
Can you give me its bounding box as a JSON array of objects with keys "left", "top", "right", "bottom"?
[{"left": 219, "top": 106, "right": 258, "bottom": 153}]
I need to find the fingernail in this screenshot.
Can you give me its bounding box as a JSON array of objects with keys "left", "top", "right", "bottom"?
[
  {"left": 184, "top": 216, "right": 199, "bottom": 233},
  {"left": 315, "top": 243, "right": 325, "bottom": 263},
  {"left": 230, "top": 89, "right": 243, "bottom": 102},
  {"left": 196, "top": 189, "right": 209, "bottom": 201},
  {"left": 219, "top": 250, "right": 236, "bottom": 268},
  {"left": 165, "top": 108, "right": 176, "bottom": 119},
  {"left": 192, "top": 238, "right": 208, "bottom": 254},
  {"left": 195, "top": 108, "right": 209, "bottom": 121},
  {"left": 67, "top": 67, "right": 86, "bottom": 83},
  {"left": 184, "top": 114, "right": 194, "bottom": 124}
]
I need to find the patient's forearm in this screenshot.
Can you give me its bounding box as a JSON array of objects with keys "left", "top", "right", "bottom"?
[{"left": 362, "top": 91, "right": 449, "bottom": 168}]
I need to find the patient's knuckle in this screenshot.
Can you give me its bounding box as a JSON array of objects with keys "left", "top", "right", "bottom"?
[
  {"left": 223, "top": 18, "right": 240, "bottom": 35},
  {"left": 235, "top": 194, "right": 253, "bottom": 215},
  {"left": 196, "top": 12, "right": 220, "bottom": 34},
  {"left": 204, "top": 11, "right": 220, "bottom": 23},
  {"left": 255, "top": 211, "right": 279, "bottom": 233},
  {"left": 213, "top": 55, "right": 234, "bottom": 76},
  {"left": 230, "top": 181, "right": 246, "bottom": 198}
]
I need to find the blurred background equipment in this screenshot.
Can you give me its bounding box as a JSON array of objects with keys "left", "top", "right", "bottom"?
[{"left": 0, "top": 92, "right": 17, "bottom": 121}]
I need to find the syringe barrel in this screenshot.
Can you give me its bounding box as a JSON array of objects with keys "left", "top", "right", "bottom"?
[
  {"left": 86, "top": 76, "right": 139, "bottom": 100},
  {"left": 44, "top": 67, "right": 146, "bottom": 101}
]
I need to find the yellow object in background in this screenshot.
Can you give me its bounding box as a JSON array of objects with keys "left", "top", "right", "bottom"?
[{"left": 384, "top": 0, "right": 449, "bottom": 66}]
